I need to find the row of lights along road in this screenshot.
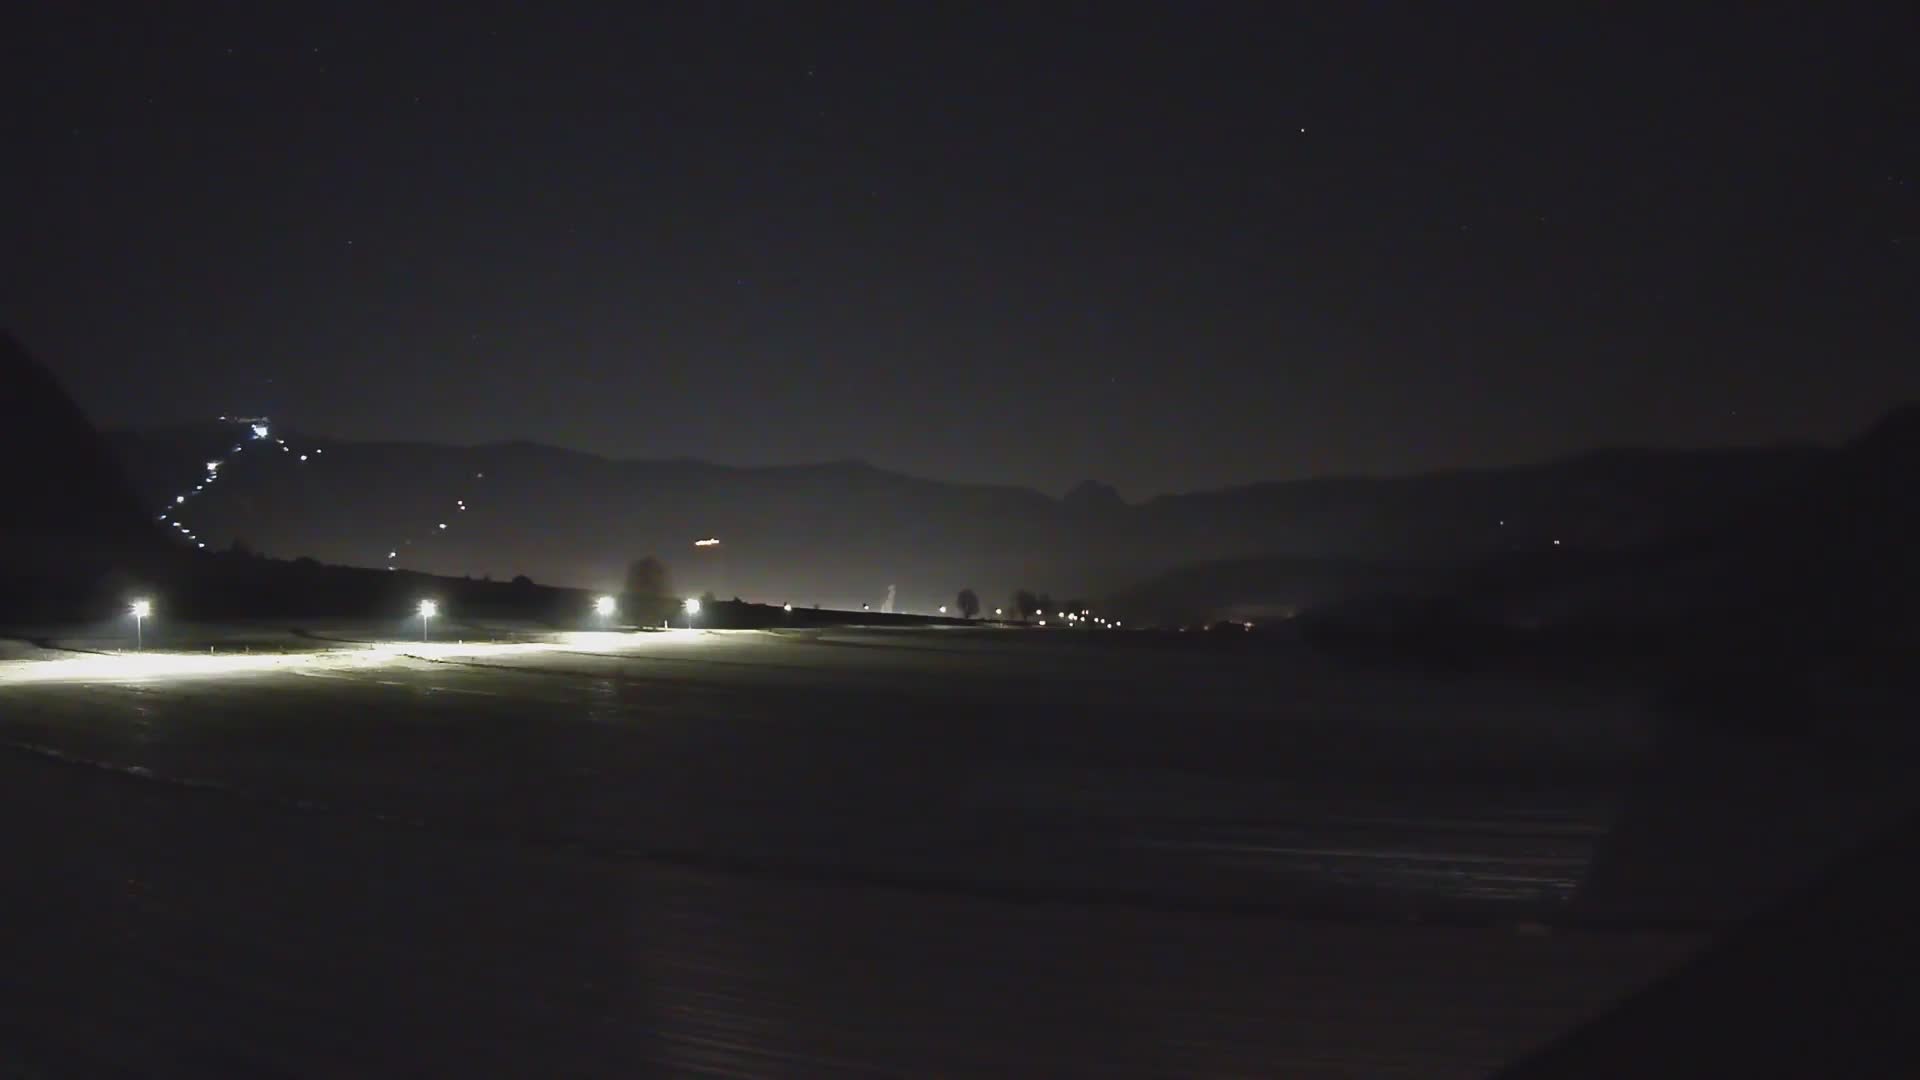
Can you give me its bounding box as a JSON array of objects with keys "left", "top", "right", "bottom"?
[
  {"left": 119, "top": 594, "right": 1108, "bottom": 652},
  {"left": 120, "top": 594, "right": 709, "bottom": 650}
]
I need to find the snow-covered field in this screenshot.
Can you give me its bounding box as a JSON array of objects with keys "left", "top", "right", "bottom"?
[{"left": 0, "top": 623, "right": 1735, "bottom": 1073}]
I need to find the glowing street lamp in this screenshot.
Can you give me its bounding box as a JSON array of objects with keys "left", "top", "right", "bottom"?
[
  {"left": 682, "top": 596, "right": 701, "bottom": 629},
  {"left": 594, "top": 595, "right": 616, "bottom": 625},
  {"left": 418, "top": 599, "right": 438, "bottom": 641},
  {"left": 938, "top": 605, "right": 947, "bottom": 614},
  {"left": 129, "top": 598, "right": 152, "bottom": 651}
]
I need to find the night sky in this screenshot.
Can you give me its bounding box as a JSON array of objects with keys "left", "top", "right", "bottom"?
[{"left": 6, "top": 3, "right": 1916, "bottom": 498}]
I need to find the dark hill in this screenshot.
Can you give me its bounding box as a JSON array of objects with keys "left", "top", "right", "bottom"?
[
  {"left": 0, "top": 331, "right": 166, "bottom": 615},
  {"left": 1723, "top": 401, "right": 1920, "bottom": 647}
]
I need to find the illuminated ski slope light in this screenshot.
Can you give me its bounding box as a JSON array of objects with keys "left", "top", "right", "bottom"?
[{"left": 594, "top": 596, "right": 616, "bottom": 616}]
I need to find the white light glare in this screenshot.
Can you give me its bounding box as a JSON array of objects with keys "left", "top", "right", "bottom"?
[
  {"left": 251, "top": 424, "right": 269, "bottom": 439},
  {"left": 175, "top": 495, "right": 185, "bottom": 504},
  {"left": 783, "top": 603, "right": 793, "bottom": 612},
  {"left": 206, "top": 461, "right": 221, "bottom": 472},
  {"left": 938, "top": 605, "right": 947, "bottom": 614},
  {"left": 129, "top": 599, "right": 152, "bottom": 619},
  {"left": 683, "top": 598, "right": 702, "bottom": 615},
  {"left": 418, "top": 599, "right": 438, "bottom": 618},
  {"left": 694, "top": 537, "right": 720, "bottom": 547},
  {"left": 594, "top": 595, "right": 616, "bottom": 616}
]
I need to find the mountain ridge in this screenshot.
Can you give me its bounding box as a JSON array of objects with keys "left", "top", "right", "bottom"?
[
  {"left": 110, "top": 419, "right": 1830, "bottom": 505},
  {"left": 104, "top": 415, "right": 1855, "bottom": 616}
]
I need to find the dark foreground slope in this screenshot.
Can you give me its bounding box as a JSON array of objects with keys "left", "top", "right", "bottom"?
[{"left": 1503, "top": 804, "right": 1920, "bottom": 1079}]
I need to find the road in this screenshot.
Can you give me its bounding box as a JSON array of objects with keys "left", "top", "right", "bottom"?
[{"left": 0, "top": 625, "right": 1699, "bottom": 1075}]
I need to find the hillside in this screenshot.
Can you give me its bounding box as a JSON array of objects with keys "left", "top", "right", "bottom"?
[
  {"left": 0, "top": 332, "right": 168, "bottom": 615},
  {"left": 1148, "top": 403, "right": 1920, "bottom": 652}
]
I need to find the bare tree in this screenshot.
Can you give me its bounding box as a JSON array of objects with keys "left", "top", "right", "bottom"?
[
  {"left": 1012, "top": 589, "right": 1040, "bottom": 621},
  {"left": 626, "top": 556, "right": 671, "bottom": 599},
  {"left": 956, "top": 587, "right": 980, "bottom": 620}
]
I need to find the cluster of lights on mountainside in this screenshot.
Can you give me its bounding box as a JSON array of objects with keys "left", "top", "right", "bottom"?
[
  {"left": 156, "top": 416, "right": 483, "bottom": 572},
  {"left": 154, "top": 422, "right": 1140, "bottom": 629}
]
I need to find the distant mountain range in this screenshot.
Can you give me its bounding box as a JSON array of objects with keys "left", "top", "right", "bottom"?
[
  {"left": 104, "top": 420, "right": 1833, "bottom": 618},
  {"left": 13, "top": 324, "right": 1909, "bottom": 632}
]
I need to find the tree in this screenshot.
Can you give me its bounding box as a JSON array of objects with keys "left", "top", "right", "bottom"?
[
  {"left": 625, "top": 556, "right": 672, "bottom": 599},
  {"left": 1012, "top": 589, "right": 1040, "bottom": 621},
  {"left": 956, "top": 587, "right": 980, "bottom": 620}
]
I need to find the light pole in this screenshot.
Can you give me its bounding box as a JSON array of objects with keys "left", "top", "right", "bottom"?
[
  {"left": 682, "top": 596, "right": 701, "bottom": 629},
  {"left": 129, "top": 599, "right": 151, "bottom": 651},
  {"left": 418, "top": 599, "right": 437, "bottom": 641}
]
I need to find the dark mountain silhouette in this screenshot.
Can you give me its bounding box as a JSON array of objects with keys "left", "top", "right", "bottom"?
[
  {"left": 1105, "top": 405, "right": 1920, "bottom": 633},
  {"left": 1061, "top": 479, "right": 1127, "bottom": 513},
  {"left": 0, "top": 331, "right": 166, "bottom": 615},
  {"left": 106, "top": 418, "right": 1833, "bottom": 616},
  {"left": 1712, "top": 401, "right": 1920, "bottom": 647}
]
